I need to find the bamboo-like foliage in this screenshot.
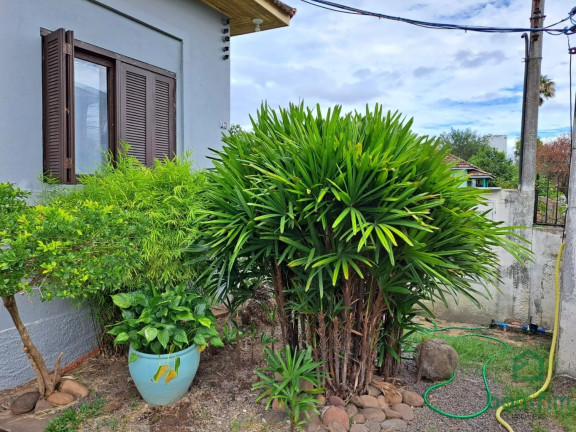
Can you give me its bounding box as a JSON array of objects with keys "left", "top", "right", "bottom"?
[{"left": 203, "top": 103, "right": 531, "bottom": 396}]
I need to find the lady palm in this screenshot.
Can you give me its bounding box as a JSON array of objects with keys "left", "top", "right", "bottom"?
[{"left": 203, "top": 103, "right": 530, "bottom": 396}]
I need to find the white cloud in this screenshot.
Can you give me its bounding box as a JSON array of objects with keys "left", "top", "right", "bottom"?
[{"left": 231, "top": 0, "right": 573, "bottom": 152}]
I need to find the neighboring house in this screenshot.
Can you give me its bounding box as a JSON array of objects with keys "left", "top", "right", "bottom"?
[
  {"left": 445, "top": 154, "right": 494, "bottom": 188},
  {"left": 0, "top": 0, "right": 294, "bottom": 389}
]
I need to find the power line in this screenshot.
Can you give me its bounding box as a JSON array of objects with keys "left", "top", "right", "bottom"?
[
  {"left": 302, "top": 0, "right": 575, "bottom": 35},
  {"left": 300, "top": 0, "right": 360, "bottom": 15}
]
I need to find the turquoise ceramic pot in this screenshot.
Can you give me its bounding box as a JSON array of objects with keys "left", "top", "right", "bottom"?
[{"left": 128, "top": 344, "right": 200, "bottom": 406}]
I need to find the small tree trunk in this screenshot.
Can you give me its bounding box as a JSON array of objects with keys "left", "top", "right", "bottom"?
[
  {"left": 377, "top": 320, "right": 403, "bottom": 379},
  {"left": 2, "top": 294, "right": 62, "bottom": 398},
  {"left": 272, "top": 261, "right": 299, "bottom": 349}
]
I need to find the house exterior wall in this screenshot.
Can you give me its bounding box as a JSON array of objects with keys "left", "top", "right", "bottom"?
[
  {"left": 0, "top": 294, "right": 99, "bottom": 389},
  {"left": 0, "top": 0, "right": 229, "bottom": 193},
  {"left": 0, "top": 0, "right": 229, "bottom": 389},
  {"left": 430, "top": 189, "right": 564, "bottom": 330}
]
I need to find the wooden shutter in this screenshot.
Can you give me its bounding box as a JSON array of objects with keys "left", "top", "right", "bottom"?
[
  {"left": 153, "top": 75, "right": 176, "bottom": 161},
  {"left": 42, "top": 29, "right": 74, "bottom": 183},
  {"left": 118, "top": 63, "right": 176, "bottom": 166}
]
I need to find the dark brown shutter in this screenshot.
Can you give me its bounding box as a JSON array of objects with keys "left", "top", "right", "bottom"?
[
  {"left": 119, "top": 63, "right": 148, "bottom": 164},
  {"left": 42, "top": 29, "right": 74, "bottom": 182},
  {"left": 152, "top": 75, "right": 176, "bottom": 161},
  {"left": 118, "top": 63, "right": 175, "bottom": 166}
]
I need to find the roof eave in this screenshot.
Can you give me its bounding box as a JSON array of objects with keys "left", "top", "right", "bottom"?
[{"left": 200, "top": 0, "right": 295, "bottom": 36}]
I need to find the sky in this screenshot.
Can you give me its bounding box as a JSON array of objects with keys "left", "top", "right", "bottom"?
[{"left": 230, "top": 0, "right": 574, "bottom": 156}]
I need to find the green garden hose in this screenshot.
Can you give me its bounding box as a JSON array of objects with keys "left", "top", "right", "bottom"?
[
  {"left": 405, "top": 319, "right": 511, "bottom": 419},
  {"left": 410, "top": 242, "right": 565, "bottom": 424},
  {"left": 422, "top": 334, "right": 510, "bottom": 419}
]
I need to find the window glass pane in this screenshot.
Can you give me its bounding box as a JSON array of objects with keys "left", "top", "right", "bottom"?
[{"left": 74, "top": 58, "right": 108, "bottom": 174}]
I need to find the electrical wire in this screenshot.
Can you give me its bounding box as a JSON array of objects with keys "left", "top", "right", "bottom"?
[
  {"left": 544, "top": 17, "right": 571, "bottom": 36},
  {"left": 302, "top": 0, "right": 574, "bottom": 35},
  {"left": 300, "top": 0, "right": 360, "bottom": 15}
]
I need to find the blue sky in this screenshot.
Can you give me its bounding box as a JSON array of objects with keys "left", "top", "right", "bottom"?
[{"left": 230, "top": 0, "right": 573, "bottom": 154}]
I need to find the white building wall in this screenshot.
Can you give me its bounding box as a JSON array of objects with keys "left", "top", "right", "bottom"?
[
  {"left": 430, "top": 189, "right": 563, "bottom": 329},
  {"left": 488, "top": 135, "right": 508, "bottom": 154}
]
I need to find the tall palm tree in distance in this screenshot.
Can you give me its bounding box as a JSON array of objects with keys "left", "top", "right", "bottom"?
[{"left": 539, "top": 75, "right": 556, "bottom": 106}]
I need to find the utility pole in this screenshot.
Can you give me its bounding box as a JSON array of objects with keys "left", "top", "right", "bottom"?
[
  {"left": 556, "top": 70, "right": 576, "bottom": 379},
  {"left": 513, "top": 1, "right": 545, "bottom": 329},
  {"left": 519, "top": 0, "right": 545, "bottom": 195},
  {"left": 511, "top": 1, "right": 545, "bottom": 355}
]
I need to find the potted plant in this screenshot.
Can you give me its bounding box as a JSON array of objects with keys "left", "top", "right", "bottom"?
[{"left": 108, "top": 283, "right": 223, "bottom": 405}]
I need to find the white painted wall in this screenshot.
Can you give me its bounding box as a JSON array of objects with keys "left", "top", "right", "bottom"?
[
  {"left": 0, "top": 0, "right": 229, "bottom": 193},
  {"left": 488, "top": 135, "right": 508, "bottom": 154},
  {"left": 430, "top": 189, "right": 564, "bottom": 329}
]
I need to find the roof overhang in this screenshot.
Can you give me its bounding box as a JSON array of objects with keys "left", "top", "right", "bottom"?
[{"left": 200, "top": 0, "right": 295, "bottom": 36}]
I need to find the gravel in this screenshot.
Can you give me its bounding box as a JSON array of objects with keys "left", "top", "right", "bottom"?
[{"left": 400, "top": 359, "right": 537, "bottom": 432}]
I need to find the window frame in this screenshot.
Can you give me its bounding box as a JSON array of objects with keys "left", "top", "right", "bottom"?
[
  {"left": 73, "top": 50, "right": 117, "bottom": 173},
  {"left": 40, "top": 28, "right": 177, "bottom": 184}
]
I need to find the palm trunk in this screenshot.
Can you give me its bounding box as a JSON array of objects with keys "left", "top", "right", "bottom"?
[
  {"left": 2, "top": 295, "right": 62, "bottom": 398},
  {"left": 272, "top": 261, "right": 299, "bottom": 349},
  {"left": 377, "top": 315, "right": 403, "bottom": 379}
]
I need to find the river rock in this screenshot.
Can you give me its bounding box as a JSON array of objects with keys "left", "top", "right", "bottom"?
[
  {"left": 35, "top": 398, "right": 54, "bottom": 414},
  {"left": 377, "top": 395, "right": 388, "bottom": 409},
  {"left": 329, "top": 422, "right": 348, "bottom": 432},
  {"left": 414, "top": 338, "right": 458, "bottom": 382},
  {"left": 329, "top": 395, "right": 346, "bottom": 407},
  {"left": 367, "top": 385, "right": 381, "bottom": 397},
  {"left": 401, "top": 390, "right": 424, "bottom": 407},
  {"left": 272, "top": 398, "right": 285, "bottom": 412},
  {"left": 364, "top": 422, "right": 381, "bottom": 432},
  {"left": 11, "top": 391, "right": 40, "bottom": 414},
  {"left": 322, "top": 406, "right": 350, "bottom": 431},
  {"left": 350, "top": 425, "right": 369, "bottom": 432},
  {"left": 299, "top": 379, "right": 315, "bottom": 392},
  {"left": 351, "top": 413, "right": 365, "bottom": 424},
  {"left": 47, "top": 391, "right": 75, "bottom": 406},
  {"left": 345, "top": 403, "right": 359, "bottom": 417},
  {"left": 305, "top": 411, "right": 323, "bottom": 432},
  {"left": 390, "top": 403, "right": 414, "bottom": 421},
  {"left": 350, "top": 395, "right": 364, "bottom": 408},
  {"left": 358, "top": 395, "right": 379, "bottom": 409},
  {"left": 383, "top": 406, "right": 403, "bottom": 419},
  {"left": 360, "top": 408, "right": 386, "bottom": 422},
  {"left": 59, "top": 379, "right": 89, "bottom": 398}
]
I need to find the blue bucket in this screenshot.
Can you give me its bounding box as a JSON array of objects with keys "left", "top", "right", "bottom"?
[{"left": 128, "top": 344, "right": 200, "bottom": 406}]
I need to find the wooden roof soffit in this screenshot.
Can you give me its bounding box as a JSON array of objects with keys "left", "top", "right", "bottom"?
[{"left": 201, "top": 0, "right": 295, "bottom": 36}]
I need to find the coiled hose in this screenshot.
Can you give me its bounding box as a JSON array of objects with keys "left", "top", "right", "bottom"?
[{"left": 421, "top": 330, "right": 510, "bottom": 419}]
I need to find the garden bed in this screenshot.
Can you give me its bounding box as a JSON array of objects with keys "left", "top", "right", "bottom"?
[{"left": 1, "top": 318, "right": 574, "bottom": 432}]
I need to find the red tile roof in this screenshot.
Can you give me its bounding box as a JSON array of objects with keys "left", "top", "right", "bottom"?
[
  {"left": 444, "top": 154, "right": 493, "bottom": 178},
  {"left": 267, "top": 0, "right": 297, "bottom": 17}
]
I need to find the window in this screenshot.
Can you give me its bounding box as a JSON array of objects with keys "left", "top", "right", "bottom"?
[{"left": 42, "top": 28, "right": 176, "bottom": 183}]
